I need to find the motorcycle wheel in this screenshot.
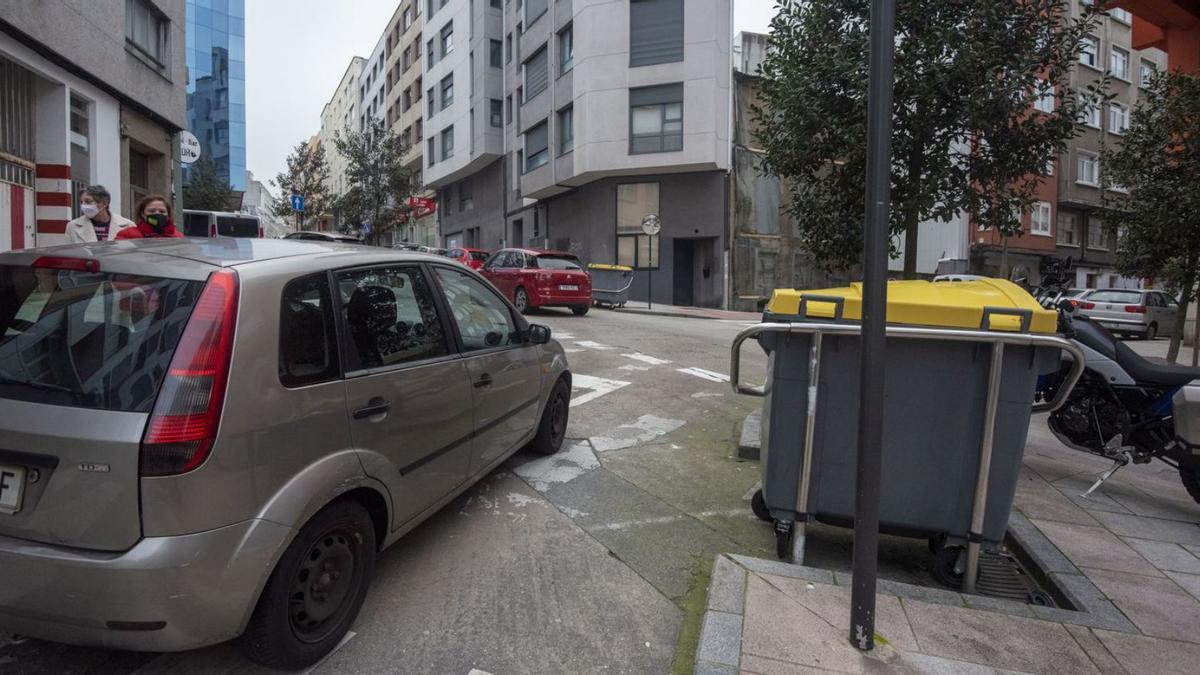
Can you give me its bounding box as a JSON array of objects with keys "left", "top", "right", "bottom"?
[{"left": 1179, "top": 463, "right": 1200, "bottom": 504}]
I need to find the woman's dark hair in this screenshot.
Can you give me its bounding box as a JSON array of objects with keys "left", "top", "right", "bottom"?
[{"left": 134, "top": 195, "right": 173, "bottom": 223}]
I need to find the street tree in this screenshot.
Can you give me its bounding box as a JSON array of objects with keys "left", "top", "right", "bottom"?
[
  {"left": 334, "top": 118, "right": 418, "bottom": 243},
  {"left": 754, "top": 0, "right": 1100, "bottom": 276},
  {"left": 182, "top": 157, "right": 236, "bottom": 211},
  {"left": 1102, "top": 70, "right": 1200, "bottom": 363},
  {"left": 271, "top": 141, "right": 331, "bottom": 230}
]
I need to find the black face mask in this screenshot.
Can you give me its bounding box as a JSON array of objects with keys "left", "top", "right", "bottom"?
[{"left": 145, "top": 214, "right": 167, "bottom": 232}]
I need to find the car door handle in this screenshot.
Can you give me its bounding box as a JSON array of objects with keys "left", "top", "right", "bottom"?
[
  {"left": 353, "top": 397, "right": 392, "bottom": 420},
  {"left": 474, "top": 374, "right": 493, "bottom": 389}
]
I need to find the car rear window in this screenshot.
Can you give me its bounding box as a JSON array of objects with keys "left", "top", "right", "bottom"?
[
  {"left": 534, "top": 255, "right": 583, "bottom": 270},
  {"left": 1089, "top": 290, "right": 1142, "bottom": 304},
  {"left": 0, "top": 264, "right": 204, "bottom": 412},
  {"left": 216, "top": 216, "right": 260, "bottom": 238},
  {"left": 183, "top": 212, "right": 210, "bottom": 237},
  {"left": 469, "top": 251, "right": 489, "bottom": 261}
]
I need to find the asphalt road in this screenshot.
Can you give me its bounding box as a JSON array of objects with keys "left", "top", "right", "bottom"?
[{"left": 1, "top": 307, "right": 955, "bottom": 674}]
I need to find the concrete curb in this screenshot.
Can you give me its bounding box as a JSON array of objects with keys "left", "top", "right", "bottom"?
[{"left": 614, "top": 307, "right": 760, "bottom": 322}]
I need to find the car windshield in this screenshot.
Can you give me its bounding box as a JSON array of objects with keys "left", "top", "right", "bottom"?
[
  {"left": 469, "top": 251, "right": 489, "bottom": 261},
  {"left": 1089, "top": 290, "right": 1143, "bottom": 304},
  {"left": 534, "top": 255, "right": 583, "bottom": 270},
  {"left": 0, "top": 264, "right": 203, "bottom": 411}
]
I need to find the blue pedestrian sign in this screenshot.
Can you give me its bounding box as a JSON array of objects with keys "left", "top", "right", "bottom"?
[
  {"left": 290, "top": 194, "right": 304, "bottom": 212},
  {"left": 361, "top": 221, "right": 372, "bottom": 235}
]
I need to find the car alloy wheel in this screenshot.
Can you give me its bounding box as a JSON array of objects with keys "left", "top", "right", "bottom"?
[{"left": 514, "top": 287, "right": 529, "bottom": 313}]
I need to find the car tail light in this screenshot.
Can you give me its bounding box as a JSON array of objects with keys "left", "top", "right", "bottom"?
[
  {"left": 209, "top": 222, "right": 217, "bottom": 238},
  {"left": 1076, "top": 301, "right": 1095, "bottom": 310},
  {"left": 140, "top": 269, "right": 238, "bottom": 476},
  {"left": 258, "top": 226, "right": 264, "bottom": 238},
  {"left": 1125, "top": 305, "right": 1146, "bottom": 313},
  {"left": 33, "top": 256, "right": 99, "bottom": 272}
]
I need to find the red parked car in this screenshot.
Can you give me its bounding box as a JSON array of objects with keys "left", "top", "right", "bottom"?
[
  {"left": 447, "top": 247, "right": 490, "bottom": 270},
  {"left": 481, "top": 248, "right": 592, "bottom": 315}
]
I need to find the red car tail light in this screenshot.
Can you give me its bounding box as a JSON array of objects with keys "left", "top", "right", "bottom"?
[
  {"left": 33, "top": 256, "right": 99, "bottom": 272},
  {"left": 140, "top": 269, "right": 238, "bottom": 476},
  {"left": 1077, "top": 301, "right": 1094, "bottom": 310},
  {"left": 1124, "top": 305, "right": 1145, "bottom": 313}
]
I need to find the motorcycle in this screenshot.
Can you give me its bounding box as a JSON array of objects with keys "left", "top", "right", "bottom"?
[{"left": 1033, "top": 259, "right": 1200, "bottom": 502}]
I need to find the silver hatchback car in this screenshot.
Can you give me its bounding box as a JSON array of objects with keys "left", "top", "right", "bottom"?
[
  {"left": 0, "top": 239, "right": 571, "bottom": 668},
  {"left": 1075, "top": 288, "right": 1179, "bottom": 340}
]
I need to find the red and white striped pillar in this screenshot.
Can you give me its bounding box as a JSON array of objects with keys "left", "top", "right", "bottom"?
[{"left": 34, "top": 163, "right": 73, "bottom": 246}]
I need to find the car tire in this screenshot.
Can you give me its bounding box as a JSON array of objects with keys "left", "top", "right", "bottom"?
[
  {"left": 528, "top": 377, "right": 570, "bottom": 456},
  {"left": 571, "top": 305, "right": 590, "bottom": 316},
  {"left": 1144, "top": 323, "right": 1158, "bottom": 340},
  {"left": 514, "top": 287, "right": 532, "bottom": 315},
  {"left": 240, "top": 500, "right": 376, "bottom": 670}
]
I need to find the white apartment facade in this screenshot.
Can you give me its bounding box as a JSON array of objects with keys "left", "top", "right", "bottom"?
[{"left": 318, "top": 56, "right": 365, "bottom": 213}]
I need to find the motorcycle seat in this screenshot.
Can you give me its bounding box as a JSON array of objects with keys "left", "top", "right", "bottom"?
[{"left": 1114, "top": 340, "right": 1200, "bottom": 387}]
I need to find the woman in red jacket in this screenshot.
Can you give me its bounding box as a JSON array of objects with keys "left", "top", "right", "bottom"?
[{"left": 116, "top": 195, "right": 184, "bottom": 239}]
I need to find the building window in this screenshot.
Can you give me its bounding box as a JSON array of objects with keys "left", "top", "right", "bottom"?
[
  {"left": 404, "top": 7, "right": 414, "bottom": 29},
  {"left": 559, "top": 24, "right": 574, "bottom": 74},
  {"left": 427, "top": 37, "right": 437, "bottom": 69},
  {"left": 616, "top": 183, "right": 661, "bottom": 269},
  {"left": 441, "top": 126, "right": 454, "bottom": 160},
  {"left": 630, "top": 83, "right": 684, "bottom": 154},
  {"left": 403, "top": 89, "right": 412, "bottom": 111},
  {"left": 1057, "top": 211, "right": 1078, "bottom": 245},
  {"left": 506, "top": 34, "right": 513, "bottom": 64},
  {"left": 459, "top": 178, "right": 473, "bottom": 210},
  {"left": 1088, "top": 218, "right": 1108, "bottom": 250},
  {"left": 491, "top": 0, "right": 502, "bottom": 7},
  {"left": 1110, "top": 7, "right": 1132, "bottom": 24},
  {"left": 125, "top": 0, "right": 167, "bottom": 64},
  {"left": 490, "top": 99, "right": 503, "bottom": 127},
  {"left": 490, "top": 39, "right": 503, "bottom": 68},
  {"left": 524, "top": 121, "right": 549, "bottom": 171},
  {"left": 1140, "top": 59, "right": 1157, "bottom": 87},
  {"left": 524, "top": 46, "right": 549, "bottom": 101},
  {"left": 526, "top": 0, "right": 548, "bottom": 24},
  {"left": 427, "top": 137, "right": 437, "bottom": 166},
  {"left": 1109, "top": 102, "right": 1129, "bottom": 135},
  {"left": 428, "top": 87, "right": 436, "bottom": 117},
  {"left": 1110, "top": 46, "right": 1130, "bottom": 81},
  {"left": 630, "top": 0, "right": 684, "bottom": 67},
  {"left": 440, "top": 22, "right": 454, "bottom": 58},
  {"left": 558, "top": 106, "right": 574, "bottom": 154},
  {"left": 1077, "top": 151, "right": 1099, "bottom": 186},
  {"left": 1030, "top": 202, "right": 1052, "bottom": 236},
  {"left": 1080, "top": 35, "right": 1099, "bottom": 69},
  {"left": 506, "top": 95, "right": 513, "bottom": 124},
  {"left": 1079, "top": 96, "right": 1101, "bottom": 128},
  {"left": 1034, "top": 87, "right": 1055, "bottom": 114}
]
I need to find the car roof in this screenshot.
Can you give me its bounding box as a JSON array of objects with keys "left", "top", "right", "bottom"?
[
  {"left": 0, "top": 237, "right": 449, "bottom": 279},
  {"left": 507, "top": 247, "right": 577, "bottom": 257}
]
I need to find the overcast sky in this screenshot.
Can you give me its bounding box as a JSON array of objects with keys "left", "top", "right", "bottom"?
[{"left": 245, "top": 1, "right": 777, "bottom": 194}]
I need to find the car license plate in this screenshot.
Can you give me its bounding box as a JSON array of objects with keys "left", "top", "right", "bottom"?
[
  {"left": 559, "top": 284, "right": 579, "bottom": 291},
  {"left": 0, "top": 464, "right": 26, "bottom": 515}
]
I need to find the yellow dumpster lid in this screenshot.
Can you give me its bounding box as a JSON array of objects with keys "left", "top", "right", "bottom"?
[
  {"left": 765, "top": 279, "right": 1057, "bottom": 334},
  {"left": 588, "top": 263, "right": 634, "bottom": 271}
]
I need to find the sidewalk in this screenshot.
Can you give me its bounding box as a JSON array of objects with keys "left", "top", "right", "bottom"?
[
  {"left": 699, "top": 345, "right": 1200, "bottom": 674},
  {"left": 615, "top": 303, "right": 761, "bottom": 322}
]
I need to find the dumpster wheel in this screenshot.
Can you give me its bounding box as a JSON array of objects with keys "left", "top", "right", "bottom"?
[
  {"left": 773, "top": 521, "right": 793, "bottom": 560},
  {"left": 931, "top": 545, "right": 965, "bottom": 588},
  {"left": 751, "top": 489, "right": 772, "bottom": 522}
]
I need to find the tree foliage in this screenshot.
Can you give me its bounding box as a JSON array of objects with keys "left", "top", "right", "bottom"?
[
  {"left": 271, "top": 141, "right": 331, "bottom": 229},
  {"left": 333, "top": 118, "right": 418, "bottom": 243},
  {"left": 754, "top": 0, "right": 1101, "bottom": 275},
  {"left": 182, "top": 157, "right": 236, "bottom": 211},
  {"left": 1103, "top": 71, "right": 1200, "bottom": 361}
]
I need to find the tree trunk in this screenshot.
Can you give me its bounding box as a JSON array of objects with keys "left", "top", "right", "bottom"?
[
  {"left": 902, "top": 149, "right": 924, "bottom": 280},
  {"left": 1000, "top": 236, "right": 1010, "bottom": 281},
  {"left": 1168, "top": 255, "right": 1198, "bottom": 363}
]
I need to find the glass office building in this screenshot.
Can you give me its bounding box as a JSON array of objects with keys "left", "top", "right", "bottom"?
[{"left": 185, "top": 0, "right": 246, "bottom": 192}]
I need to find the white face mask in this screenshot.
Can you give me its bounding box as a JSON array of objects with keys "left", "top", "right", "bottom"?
[{"left": 81, "top": 203, "right": 100, "bottom": 218}]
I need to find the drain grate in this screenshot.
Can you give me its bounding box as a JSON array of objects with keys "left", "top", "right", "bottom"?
[{"left": 941, "top": 550, "right": 1057, "bottom": 606}]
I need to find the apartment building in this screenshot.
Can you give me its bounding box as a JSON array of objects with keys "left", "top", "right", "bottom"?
[
  {"left": 427, "top": 0, "right": 733, "bottom": 307},
  {"left": 1, "top": 0, "right": 187, "bottom": 251},
  {"left": 317, "top": 56, "right": 365, "bottom": 222}
]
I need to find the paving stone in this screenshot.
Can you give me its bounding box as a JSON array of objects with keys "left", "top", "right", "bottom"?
[
  {"left": 741, "top": 575, "right": 869, "bottom": 673},
  {"left": 1014, "top": 469, "right": 1101, "bottom": 526},
  {"left": 729, "top": 554, "right": 835, "bottom": 585},
  {"left": 738, "top": 410, "right": 761, "bottom": 461},
  {"left": 693, "top": 661, "right": 739, "bottom": 675},
  {"left": 739, "top": 653, "right": 841, "bottom": 674},
  {"left": 1121, "top": 538, "right": 1200, "bottom": 574},
  {"left": 708, "top": 554, "right": 747, "bottom": 614},
  {"left": 1032, "top": 605, "right": 1137, "bottom": 634},
  {"left": 696, "top": 611, "right": 742, "bottom": 667},
  {"left": 1031, "top": 519, "right": 1162, "bottom": 576},
  {"left": 758, "top": 574, "right": 919, "bottom": 652},
  {"left": 1083, "top": 567, "right": 1200, "bottom": 643},
  {"left": 1095, "top": 629, "right": 1200, "bottom": 675},
  {"left": 1103, "top": 483, "right": 1200, "bottom": 523},
  {"left": 894, "top": 652, "right": 1036, "bottom": 675},
  {"left": 1044, "top": 573, "right": 1135, "bottom": 632},
  {"left": 962, "top": 593, "right": 1037, "bottom": 618},
  {"left": 1008, "top": 511, "right": 1079, "bottom": 576},
  {"left": 901, "top": 597, "right": 1100, "bottom": 674},
  {"left": 874, "top": 578, "right": 965, "bottom": 608},
  {"left": 1165, "top": 570, "right": 1200, "bottom": 603},
  {"left": 1063, "top": 625, "right": 1128, "bottom": 675},
  {"left": 1051, "top": 476, "right": 1133, "bottom": 515},
  {"left": 1087, "top": 510, "right": 1200, "bottom": 546}
]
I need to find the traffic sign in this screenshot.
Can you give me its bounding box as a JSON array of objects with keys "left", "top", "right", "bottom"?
[
  {"left": 291, "top": 194, "right": 304, "bottom": 212},
  {"left": 362, "top": 221, "right": 372, "bottom": 235},
  {"left": 180, "top": 131, "right": 201, "bottom": 164}
]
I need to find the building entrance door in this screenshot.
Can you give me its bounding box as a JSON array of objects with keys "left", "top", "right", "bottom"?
[{"left": 673, "top": 238, "right": 695, "bottom": 307}]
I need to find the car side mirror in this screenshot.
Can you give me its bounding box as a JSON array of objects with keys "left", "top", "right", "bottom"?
[
  {"left": 527, "top": 324, "right": 552, "bottom": 345},
  {"left": 1057, "top": 298, "right": 1077, "bottom": 314}
]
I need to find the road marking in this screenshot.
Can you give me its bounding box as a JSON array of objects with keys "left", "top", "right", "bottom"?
[
  {"left": 555, "top": 333, "right": 576, "bottom": 340},
  {"left": 564, "top": 348, "right": 584, "bottom": 353},
  {"left": 586, "top": 509, "right": 756, "bottom": 532},
  {"left": 570, "top": 374, "right": 631, "bottom": 407},
  {"left": 621, "top": 352, "right": 671, "bottom": 365},
  {"left": 691, "top": 391, "right": 725, "bottom": 399},
  {"left": 619, "top": 364, "right": 652, "bottom": 372},
  {"left": 511, "top": 441, "right": 599, "bottom": 492},
  {"left": 590, "top": 414, "right": 686, "bottom": 452},
  {"left": 677, "top": 367, "right": 731, "bottom": 383},
  {"left": 575, "top": 340, "right": 613, "bottom": 350}
]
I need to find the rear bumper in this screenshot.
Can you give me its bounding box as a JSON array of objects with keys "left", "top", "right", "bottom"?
[
  {"left": 1091, "top": 316, "right": 1147, "bottom": 331},
  {"left": 530, "top": 288, "right": 592, "bottom": 307},
  {"left": 0, "top": 518, "right": 292, "bottom": 652}
]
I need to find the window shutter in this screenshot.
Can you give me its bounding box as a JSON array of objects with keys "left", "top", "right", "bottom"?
[
  {"left": 526, "top": 122, "right": 549, "bottom": 157},
  {"left": 630, "top": 0, "right": 684, "bottom": 67},
  {"left": 525, "top": 46, "right": 549, "bottom": 99}
]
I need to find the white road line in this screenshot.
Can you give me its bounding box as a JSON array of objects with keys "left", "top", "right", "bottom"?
[
  {"left": 564, "top": 348, "right": 584, "bottom": 353},
  {"left": 555, "top": 333, "right": 576, "bottom": 340},
  {"left": 677, "top": 367, "right": 731, "bottom": 383},
  {"left": 570, "top": 374, "right": 631, "bottom": 407},
  {"left": 575, "top": 340, "right": 613, "bottom": 350},
  {"left": 621, "top": 352, "right": 672, "bottom": 365}
]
